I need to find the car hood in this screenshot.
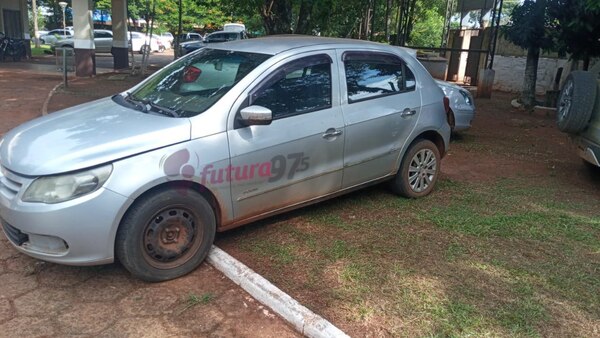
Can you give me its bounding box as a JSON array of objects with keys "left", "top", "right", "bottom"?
[{"left": 0, "top": 97, "right": 191, "bottom": 176}]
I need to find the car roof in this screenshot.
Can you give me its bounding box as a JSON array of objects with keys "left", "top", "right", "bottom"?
[
  {"left": 210, "top": 35, "right": 413, "bottom": 56},
  {"left": 208, "top": 31, "right": 239, "bottom": 36}
]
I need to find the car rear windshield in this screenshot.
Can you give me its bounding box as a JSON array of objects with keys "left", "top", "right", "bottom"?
[{"left": 127, "top": 49, "right": 270, "bottom": 117}]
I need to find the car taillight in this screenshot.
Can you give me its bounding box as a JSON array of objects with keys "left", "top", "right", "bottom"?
[
  {"left": 443, "top": 96, "right": 450, "bottom": 113},
  {"left": 183, "top": 66, "right": 201, "bottom": 83}
]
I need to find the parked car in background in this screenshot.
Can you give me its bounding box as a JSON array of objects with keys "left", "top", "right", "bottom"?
[
  {"left": 0, "top": 36, "right": 450, "bottom": 282},
  {"left": 223, "top": 23, "right": 246, "bottom": 33},
  {"left": 204, "top": 30, "right": 247, "bottom": 43},
  {"left": 159, "top": 32, "right": 174, "bottom": 48},
  {"left": 40, "top": 29, "right": 73, "bottom": 45},
  {"left": 557, "top": 71, "right": 600, "bottom": 168},
  {"left": 177, "top": 32, "right": 203, "bottom": 43},
  {"left": 35, "top": 30, "right": 49, "bottom": 39},
  {"left": 435, "top": 80, "right": 475, "bottom": 132},
  {"left": 178, "top": 40, "right": 205, "bottom": 55},
  {"left": 129, "top": 32, "right": 165, "bottom": 54},
  {"left": 51, "top": 29, "right": 114, "bottom": 53}
]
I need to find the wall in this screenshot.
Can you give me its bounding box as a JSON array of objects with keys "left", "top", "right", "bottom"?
[
  {"left": 492, "top": 55, "right": 568, "bottom": 94},
  {"left": 0, "top": 0, "right": 29, "bottom": 39}
]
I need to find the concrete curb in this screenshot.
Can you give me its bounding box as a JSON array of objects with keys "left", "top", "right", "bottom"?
[
  {"left": 207, "top": 246, "right": 349, "bottom": 338},
  {"left": 41, "top": 82, "right": 64, "bottom": 116}
]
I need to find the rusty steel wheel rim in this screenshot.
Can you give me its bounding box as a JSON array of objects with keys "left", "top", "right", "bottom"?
[{"left": 141, "top": 206, "right": 203, "bottom": 269}]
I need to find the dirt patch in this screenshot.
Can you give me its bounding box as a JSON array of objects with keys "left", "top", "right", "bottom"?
[{"left": 0, "top": 68, "right": 60, "bottom": 136}]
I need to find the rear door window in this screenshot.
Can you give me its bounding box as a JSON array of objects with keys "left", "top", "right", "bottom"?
[{"left": 343, "top": 52, "right": 415, "bottom": 103}]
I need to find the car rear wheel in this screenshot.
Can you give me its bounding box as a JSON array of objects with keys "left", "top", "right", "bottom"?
[
  {"left": 557, "top": 71, "right": 597, "bottom": 134},
  {"left": 391, "top": 139, "right": 441, "bottom": 198},
  {"left": 116, "top": 188, "right": 216, "bottom": 282},
  {"left": 140, "top": 44, "right": 151, "bottom": 54}
]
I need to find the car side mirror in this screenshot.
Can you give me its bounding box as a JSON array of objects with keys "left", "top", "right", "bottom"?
[{"left": 240, "top": 105, "right": 272, "bottom": 126}]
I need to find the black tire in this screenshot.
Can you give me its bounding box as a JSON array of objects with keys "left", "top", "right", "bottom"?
[
  {"left": 158, "top": 45, "right": 165, "bottom": 53},
  {"left": 116, "top": 188, "right": 216, "bottom": 282},
  {"left": 140, "top": 44, "right": 150, "bottom": 54},
  {"left": 557, "top": 71, "right": 597, "bottom": 133},
  {"left": 391, "top": 139, "right": 441, "bottom": 198},
  {"left": 447, "top": 109, "right": 456, "bottom": 133}
]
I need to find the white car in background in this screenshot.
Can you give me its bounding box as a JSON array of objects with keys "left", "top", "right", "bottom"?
[
  {"left": 129, "top": 32, "right": 165, "bottom": 54},
  {"left": 159, "top": 32, "right": 174, "bottom": 48},
  {"left": 40, "top": 28, "right": 73, "bottom": 45},
  {"left": 51, "top": 29, "right": 114, "bottom": 53}
]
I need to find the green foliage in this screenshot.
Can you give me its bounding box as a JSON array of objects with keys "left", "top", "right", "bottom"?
[
  {"left": 503, "top": 0, "right": 555, "bottom": 51},
  {"left": 548, "top": 0, "right": 600, "bottom": 66},
  {"left": 408, "top": 8, "right": 443, "bottom": 47},
  {"left": 28, "top": 6, "right": 47, "bottom": 32}
]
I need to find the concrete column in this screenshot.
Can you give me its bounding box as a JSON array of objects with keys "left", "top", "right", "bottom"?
[
  {"left": 111, "top": 0, "right": 129, "bottom": 70},
  {"left": 476, "top": 68, "right": 495, "bottom": 98},
  {"left": 457, "top": 30, "right": 475, "bottom": 84},
  {"left": 73, "top": 0, "right": 96, "bottom": 77}
]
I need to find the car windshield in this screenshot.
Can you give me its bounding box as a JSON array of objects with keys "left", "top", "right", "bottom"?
[{"left": 125, "top": 48, "right": 270, "bottom": 118}]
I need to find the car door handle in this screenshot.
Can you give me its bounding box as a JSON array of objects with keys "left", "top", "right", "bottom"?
[
  {"left": 322, "top": 128, "right": 343, "bottom": 139},
  {"left": 400, "top": 108, "right": 417, "bottom": 117}
]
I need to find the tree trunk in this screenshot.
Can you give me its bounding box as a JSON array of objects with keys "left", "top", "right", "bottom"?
[
  {"left": 32, "top": 0, "right": 40, "bottom": 48},
  {"left": 522, "top": 46, "right": 540, "bottom": 109},
  {"left": 261, "top": 0, "right": 292, "bottom": 35},
  {"left": 370, "top": 0, "right": 377, "bottom": 41},
  {"left": 385, "top": 0, "right": 391, "bottom": 42},
  {"left": 295, "top": 0, "right": 314, "bottom": 35},
  {"left": 405, "top": 0, "right": 417, "bottom": 44},
  {"left": 583, "top": 53, "right": 590, "bottom": 71}
]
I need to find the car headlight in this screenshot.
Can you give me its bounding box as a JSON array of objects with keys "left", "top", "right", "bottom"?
[
  {"left": 460, "top": 90, "right": 473, "bottom": 106},
  {"left": 22, "top": 164, "right": 112, "bottom": 204}
]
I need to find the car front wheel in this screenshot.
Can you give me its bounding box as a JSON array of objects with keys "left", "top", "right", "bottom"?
[
  {"left": 116, "top": 188, "right": 216, "bottom": 282},
  {"left": 391, "top": 139, "right": 441, "bottom": 198}
]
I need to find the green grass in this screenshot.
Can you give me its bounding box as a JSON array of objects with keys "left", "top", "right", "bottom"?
[
  {"left": 245, "top": 241, "right": 296, "bottom": 266},
  {"left": 229, "top": 176, "right": 599, "bottom": 336},
  {"left": 30, "top": 43, "right": 51, "bottom": 56},
  {"left": 178, "top": 292, "right": 215, "bottom": 314}
]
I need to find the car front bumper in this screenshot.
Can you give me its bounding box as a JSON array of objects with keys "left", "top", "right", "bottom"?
[{"left": 0, "top": 168, "right": 129, "bottom": 265}]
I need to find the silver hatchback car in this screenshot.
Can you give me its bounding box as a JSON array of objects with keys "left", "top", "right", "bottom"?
[{"left": 0, "top": 36, "right": 450, "bottom": 281}]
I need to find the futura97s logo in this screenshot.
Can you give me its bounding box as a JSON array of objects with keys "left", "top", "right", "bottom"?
[{"left": 161, "top": 149, "right": 310, "bottom": 185}]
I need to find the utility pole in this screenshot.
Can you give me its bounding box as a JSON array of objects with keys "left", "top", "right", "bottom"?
[{"left": 175, "top": 0, "right": 182, "bottom": 59}]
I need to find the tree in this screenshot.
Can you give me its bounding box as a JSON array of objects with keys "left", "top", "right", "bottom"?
[
  {"left": 409, "top": 8, "right": 444, "bottom": 47},
  {"left": 549, "top": 0, "right": 600, "bottom": 70},
  {"left": 407, "top": 0, "right": 445, "bottom": 47},
  {"left": 503, "top": 0, "right": 555, "bottom": 108}
]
